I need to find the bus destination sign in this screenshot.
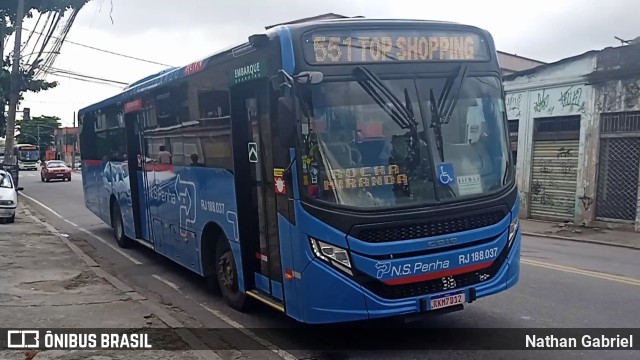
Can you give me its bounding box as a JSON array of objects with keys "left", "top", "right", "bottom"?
[{"left": 303, "top": 29, "right": 489, "bottom": 64}]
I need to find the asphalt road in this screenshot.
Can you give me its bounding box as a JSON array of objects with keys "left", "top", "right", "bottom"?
[{"left": 15, "top": 169, "right": 640, "bottom": 359}]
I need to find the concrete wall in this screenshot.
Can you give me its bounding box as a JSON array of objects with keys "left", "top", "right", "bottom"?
[
  {"left": 504, "top": 54, "right": 598, "bottom": 222},
  {"left": 593, "top": 44, "right": 640, "bottom": 113}
]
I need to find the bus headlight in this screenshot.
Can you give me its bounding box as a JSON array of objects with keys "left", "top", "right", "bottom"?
[
  {"left": 508, "top": 216, "right": 520, "bottom": 246},
  {"left": 309, "top": 238, "right": 353, "bottom": 275}
]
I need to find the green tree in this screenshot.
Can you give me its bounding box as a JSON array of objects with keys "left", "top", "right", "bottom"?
[
  {"left": 16, "top": 115, "right": 60, "bottom": 159},
  {"left": 0, "top": 0, "right": 91, "bottom": 137}
]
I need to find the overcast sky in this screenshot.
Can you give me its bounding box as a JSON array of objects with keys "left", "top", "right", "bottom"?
[{"left": 8, "top": 0, "right": 640, "bottom": 127}]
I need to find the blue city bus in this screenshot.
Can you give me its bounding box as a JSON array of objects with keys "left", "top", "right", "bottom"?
[{"left": 79, "top": 18, "right": 521, "bottom": 324}]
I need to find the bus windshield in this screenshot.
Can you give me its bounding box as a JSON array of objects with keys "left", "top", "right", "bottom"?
[
  {"left": 18, "top": 149, "right": 39, "bottom": 161},
  {"left": 298, "top": 75, "right": 511, "bottom": 208}
]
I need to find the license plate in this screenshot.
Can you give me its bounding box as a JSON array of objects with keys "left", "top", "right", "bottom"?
[
  {"left": 57, "top": 174, "right": 64, "bottom": 177},
  {"left": 430, "top": 290, "right": 465, "bottom": 310}
]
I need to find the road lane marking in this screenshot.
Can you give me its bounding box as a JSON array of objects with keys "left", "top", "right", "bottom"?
[
  {"left": 198, "top": 304, "right": 297, "bottom": 360},
  {"left": 150, "top": 274, "right": 298, "bottom": 360},
  {"left": 522, "top": 258, "right": 640, "bottom": 287},
  {"left": 20, "top": 192, "right": 143, "bottom": 265},
  {"left": 152, "top": 274, "right": 181, "bottom": 292},
  {"left": 20, "top": 192, "right": 64, "bottom": 219},
  {"left": 26, "top": 184, "right": 272, "bottom": 353},
  {"left": 78, "top": 228, "right": 143, "bottom": 265}
]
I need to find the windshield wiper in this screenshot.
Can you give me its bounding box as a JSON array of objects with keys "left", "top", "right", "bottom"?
[
  {"left": 429, "top": 64, "right": 468, "bottom": 162},
  {"left": 353, "top": 66, "right": 418, "bottom": 130}
]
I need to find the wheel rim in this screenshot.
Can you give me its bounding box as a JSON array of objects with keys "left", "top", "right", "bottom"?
[{"left": 218, "top": 252, "right": 236, "bottom": 291}]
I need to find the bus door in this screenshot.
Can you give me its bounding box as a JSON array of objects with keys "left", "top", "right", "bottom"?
[
  {"left": 124, "top": 106, "right": 152, "bottom": 244},
  {"left": 230, "top": 79, "right": 284, "bottom": 304}
]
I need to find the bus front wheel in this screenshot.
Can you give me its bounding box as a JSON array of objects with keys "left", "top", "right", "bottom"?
[{"left": 215, "top": 239, "right": 248, "bottom": 311}]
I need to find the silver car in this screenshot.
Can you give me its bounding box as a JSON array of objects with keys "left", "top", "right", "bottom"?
[{"left": 0, "top": 170, "right": 23, "bottom": 223}]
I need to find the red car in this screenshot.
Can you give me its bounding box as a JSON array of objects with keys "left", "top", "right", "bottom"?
[{"left": 41, "top": 161, "right": 72, "bottom": 182}]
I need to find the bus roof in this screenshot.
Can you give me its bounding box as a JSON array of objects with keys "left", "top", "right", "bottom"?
[
  {"left": 78, "top": 18, "right": 487, "bottom": 116},
  {"left": 77, "top": 39, "right": 250, "bottom": 115}
]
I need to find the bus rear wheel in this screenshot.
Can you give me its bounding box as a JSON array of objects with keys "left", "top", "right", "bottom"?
[
  {"left": 215, "top": 239, "right": 248, "bottom": 311},
  {"left": 111, "top": 204, "right": 132, "bottom": 248}
]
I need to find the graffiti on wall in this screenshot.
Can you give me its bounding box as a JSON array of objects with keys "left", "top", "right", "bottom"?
[
  {"left": 623, "top": 80, "right": 640, "bottom": 109},
  {"left": 506, "top": 93, "right": 523, "bottom": 119},
  {"left": 579, "top": 194, "right": 593, "bottom": 211},
  {"left": 533, "top": 90, "right": 553, "bottom": 113},
  {"left": 531, "top": 85, "right": 587, "bottom": 116},
  {"left": 559, "top": 86, "right": 587, "bottom": 113},
  {"left": 531, "top": 146, "right": 577, "bottom": 213},
  {"left": 595, "top": 79, "right": 640, "bottom": 113},
  {"left": 531, "top": 178, "right": 557, "bottom": 207}
]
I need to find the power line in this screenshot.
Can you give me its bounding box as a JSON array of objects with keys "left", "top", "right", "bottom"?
[
  {"left": 22, "top": 99, "right": 87, "bottom": 105},
  {"left": 49, "top": 67, "right": 128, "bottom": 85},
  {"left": 23, "top": 27, "right": 175, "bottom": 68},
  {"left": 41, "top": 66, "right": 128, "bottom": 88},
  {"left": 48, "top": 72, "right": 124, "bottom": 88}
]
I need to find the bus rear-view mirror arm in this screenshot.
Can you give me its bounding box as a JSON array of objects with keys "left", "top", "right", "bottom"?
[
  {"left": 295, "top": 71, "right": 323, "bottom": 85},
  {"left": 272, "top": 70, "right": 323, "bottom": 90}
]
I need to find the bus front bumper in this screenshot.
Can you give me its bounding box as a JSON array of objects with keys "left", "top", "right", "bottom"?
[
  {"left": 19, "top": 164, "right": 37, "bottom": 170},
  {"left": 297, "top": 230, "right": 521, "bottom": 324}
]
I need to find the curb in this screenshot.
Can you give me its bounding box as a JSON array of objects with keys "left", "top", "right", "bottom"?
[
  {"left": 21, "top": 204, "right": 223, "bottom": 360},
  {"left": 522, "top": 231, "right": 640, "bottom": 251}
]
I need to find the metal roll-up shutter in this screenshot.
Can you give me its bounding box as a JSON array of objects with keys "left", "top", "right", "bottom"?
[{"left": 530, "top": 140, "right": 579, "bottom": 220}]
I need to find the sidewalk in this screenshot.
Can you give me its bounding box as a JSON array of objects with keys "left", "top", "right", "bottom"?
[
  {"left": 0, "top": 204, "right": 209, "bottom": 359},
  {"left": 521, "top": 219, "right": 640, "bottom": 250}
]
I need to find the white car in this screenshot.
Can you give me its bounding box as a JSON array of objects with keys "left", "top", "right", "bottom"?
[{"left": 0, "top": 170, "right": 23, "bottom": 223}]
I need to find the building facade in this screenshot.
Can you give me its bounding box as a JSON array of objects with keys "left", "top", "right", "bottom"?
[
  {"left": 505, "top": 43, "right": 640, "bottom": 230},
  {"left": 53, "top": 127, "right": 80, "bottom": 166}
]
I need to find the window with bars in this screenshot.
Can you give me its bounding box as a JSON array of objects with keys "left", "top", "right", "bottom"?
[
  {"left": 600, "top": 112, "right": 640, "bottom": 134},
  {"left": 533, "top": 115, "right": 581, "bottom": 141},
  {"left": 596, "top": 111, "right": 640, "bottom": 221}
]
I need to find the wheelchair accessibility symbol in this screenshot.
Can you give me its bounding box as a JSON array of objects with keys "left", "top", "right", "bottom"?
[{"left": 437, "top": 163, "right": 456, "bottom": 185}]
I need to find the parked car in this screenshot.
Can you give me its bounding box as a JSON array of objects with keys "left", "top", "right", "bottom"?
[
  {"left": 0, "top": 170, "right": 23, "bottom": 223},
  {"left": 41, "top": 160, "right": 72, "bottom": 182}
]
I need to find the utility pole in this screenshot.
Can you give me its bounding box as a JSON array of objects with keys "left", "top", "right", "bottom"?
[
  {"left": 72, "top": 111, "right": 76, "bottom": 169},
  {"left": 4, "top": 0, "right": 25, "bottom": 165},
  {"left": 0, "top": 16, "right": 5, "bottom": 150},
  {"left": 0, "top": 15, "right": 4, "bottom": 67}
]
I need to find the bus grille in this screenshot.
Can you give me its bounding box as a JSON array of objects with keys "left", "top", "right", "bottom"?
[
  {"left": 352, "top": 210, "right": 505, "bottom": 243},
  {"left": 357, "top": 239, "right": 512, "bottom": 300}
]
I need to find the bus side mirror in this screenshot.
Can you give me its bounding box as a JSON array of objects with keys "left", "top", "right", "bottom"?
[{"left": 277, "top": 97, "right": 295, "bottom": 146}]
